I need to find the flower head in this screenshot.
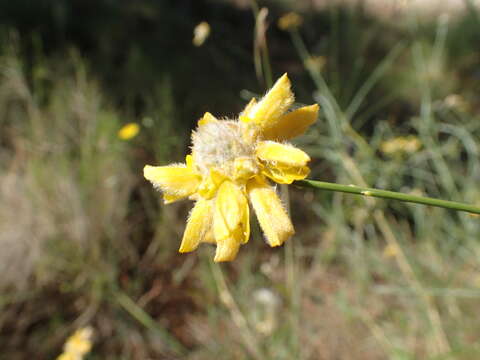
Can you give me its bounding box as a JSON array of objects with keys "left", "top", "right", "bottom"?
[
  {"left": 193, "top": 21, "right": 211, "bottom": 47},
  {"left": 380, "top": 135, "right": 421, "bottom": 155},
  {"left": 144, "top": 74, "right": 318, "bottom": 261},
  {"left": 278, "top": 12, "right": 303, "bottom": 31},
  {"left": 382, "top": 243, "right": 400, "bottom": 258},
  {"left": 57, "top": 326, "right": 93, "bottom": 360},
  {"left": 118, "top": 122, "right": 140, "bottom": 140}
]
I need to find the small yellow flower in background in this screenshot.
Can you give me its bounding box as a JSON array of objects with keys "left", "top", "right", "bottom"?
[
  {"left": 118, "top": 122, "right": 140, "bottom": 140},
  {"left": 444, "top": 94, "right": 468, "bottom": 112},
  {"left": 193, "top": 21, "right": 211, "bottom": 47},
  {"left": 305, "top": 55, "right": 326, "bottom": 72},
  {"left": 278, "top": 12, "right": 303, "bottom": 31},
  {"left": 383, "top": 243, "right": 399, "bottom": 258},
  {"left": 57, "top": 326, "right": 93, "bottom": 360},
  {"left": 144, "top": 74, "right": 318, "bottom": 261},
  {"left": 380, "top": 135, "right": 421, "bottom": 155}
]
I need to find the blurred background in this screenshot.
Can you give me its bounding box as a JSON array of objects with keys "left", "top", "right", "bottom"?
[{"left": 1, "top": 0, "right": 480, "bottom": 359}]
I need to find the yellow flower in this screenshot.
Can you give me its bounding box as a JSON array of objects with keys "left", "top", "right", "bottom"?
[
  {"left": 305, "top": 55, "right": 326, "bottom": 72},
  {"left": 382, "top": 243, "right": 399, "bottom": 258},
  {"left": 444, "top": 94, "right": 468, "bottom": 112},
  {"left": 278, "top": 12, "right": 303, "bottom": 31},
  {"left": 380, "top": 135, "right": 421, "bottom": 155},
  {"left": 193, "top": 21, "right": 211, "bottom": 47},
  {"left": 118, "top": 122, "right": 140, "bottom": 140},
  {"left": 57, "top": 326, "right": 93, "bottom": 360},
  {"left": 144, "top": 74, "right": 318, "bottom": 261}
]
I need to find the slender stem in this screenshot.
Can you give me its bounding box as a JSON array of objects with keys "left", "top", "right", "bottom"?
[
  {"left": 116, "top": 291, "right": 186, "bottom": 355},
  {"left": 208, "top": 259, "right": 264, "bottom": 360},
  {"left": 295, "top": 179, "right": 480, "bottom": 215}
]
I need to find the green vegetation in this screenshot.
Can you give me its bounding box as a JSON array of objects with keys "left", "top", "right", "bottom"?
[{"left": 1, "top": 1, "right": 480, "bottom": 359}]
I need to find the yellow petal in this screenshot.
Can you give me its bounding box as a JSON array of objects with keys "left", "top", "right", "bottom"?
[
  {"left": 247, "top": 177, "right": 294, "bottom": 247},
  {"left": 197, "top": 168, "right": 226, "bottom": 199},
  {"left": 261, "top": 164, "right": 310, "bottom": 184},
  {"left": 144, "top": 164, "right": 200, "bottom": 201},
  {"left": 240, "top": 74, "right": 294, "bottom": 127},
  {"left": 262, "top": 104, "right": 318, "bottom": 141},
  {"left": 202, "top": 228, "right": 216, "bottom": 244},
  {"left": 256, "top": 140, "right": 310, "bottom": 166},
  {"left": 162, "top": 157, "right": 197, "bottom": 204},
  {"left": 214, "top": 236, "right": 241, "bottom": 262},
  {"left": 163, "top": 193, "right": 185, "bottom": 204},
  {"left": 185, "top": 154, "right": 195, "bottom": 168},
  {"left": 256, "top": 141, "right": 310, "bottom": 184},
  {"left": 240, "top": 98, "right": 257, "bottom": 117},
  {"left": 198, "top": 112, "right": 218, "bottom": 127},
  {"left": 213, "top": 181, "right": 250, "bottom": 262},
  {"left": 179, "top": 199, "right": 213, "bottom": 253},
  {"left": 213, "top": 181, "right": 249, "bottom": 241}
]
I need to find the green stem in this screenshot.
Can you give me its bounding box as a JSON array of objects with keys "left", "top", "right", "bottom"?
[
  {"left": 116, "top": 291, "right": 186, "bottom": 355},
  {"left": 295, "top": 179, "right": 480, "bottom": 215}
]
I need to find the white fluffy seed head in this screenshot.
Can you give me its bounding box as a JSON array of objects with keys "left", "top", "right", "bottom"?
[{"left": 192, "top": 120, "right": 254, "bottom": 176}]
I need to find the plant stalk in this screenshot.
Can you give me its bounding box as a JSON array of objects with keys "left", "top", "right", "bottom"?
[{"left": 295, "top": 179, "right": 480, "bottom": 215}]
